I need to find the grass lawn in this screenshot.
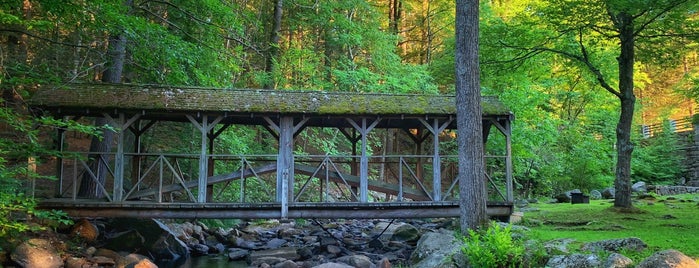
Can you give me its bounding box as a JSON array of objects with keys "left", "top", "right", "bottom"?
[{"left": 522, "top": 194, "right": 699, "bottom": 261}]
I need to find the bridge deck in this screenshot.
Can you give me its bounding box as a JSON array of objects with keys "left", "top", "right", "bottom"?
[{"left": 39, "top": 199, "right": 513, "bottom": 219}]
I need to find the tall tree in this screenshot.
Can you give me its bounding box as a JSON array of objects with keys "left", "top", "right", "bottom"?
[
  {"left": 77, "top": 1, "right": 130, "bottom": 198},
  {"left": 481, "top": 0, "right": 699, "bottom": 208},
  {"left": 455, "top": 0, "right": 488, "bottom": 231}
]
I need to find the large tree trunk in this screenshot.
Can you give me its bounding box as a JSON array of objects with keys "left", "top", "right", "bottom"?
[
  {"left": 264, "top": 0, "right": 283, "bottom": 89},
  {"left": 455, "top": 0, "right": 488, "bottom": 231},
  {"left": 77, "top": 32, "right": 127, "bottom": 198},
  {"left": 613, "top": 12, "right": 636, "bottom": 208}
]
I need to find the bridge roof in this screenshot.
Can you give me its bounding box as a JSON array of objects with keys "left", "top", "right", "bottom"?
[{"left": 30, "top": 83, "right": 510, "bottom": 115}]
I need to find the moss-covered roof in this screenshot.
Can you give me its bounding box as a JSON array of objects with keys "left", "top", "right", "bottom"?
[{"left": 29, "top": 83, "right": 512, "bottom": 118}]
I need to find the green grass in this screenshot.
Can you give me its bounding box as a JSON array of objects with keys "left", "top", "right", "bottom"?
[{"left": 522, "top": 194, "right": 699, "bottom": 261}]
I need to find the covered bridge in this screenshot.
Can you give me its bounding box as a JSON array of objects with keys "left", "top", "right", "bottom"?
[{"left": 29, "top": 83, "right": 514, "bottom": 219}]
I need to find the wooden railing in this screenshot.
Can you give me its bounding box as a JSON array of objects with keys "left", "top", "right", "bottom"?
[{"left": 641, "top": 115, "right": 696, "bottom": 138}]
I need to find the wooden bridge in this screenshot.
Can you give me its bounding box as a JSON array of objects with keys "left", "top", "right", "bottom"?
[{"left": 29, "top": 84, "right": 515, "bottom": 219}]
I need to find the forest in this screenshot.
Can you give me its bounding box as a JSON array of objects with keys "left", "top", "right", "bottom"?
[{"left": 0, "top": 0, "right": 698, "bottom": 237}]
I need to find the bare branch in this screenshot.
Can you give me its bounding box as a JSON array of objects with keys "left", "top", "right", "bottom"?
[{"left": 0, "top": 29, "right": 91, "bottom": 49}]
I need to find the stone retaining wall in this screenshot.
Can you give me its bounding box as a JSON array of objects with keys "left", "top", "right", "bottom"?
[{"left": 651, "top": 185, "right": 699, "bottom": 196}]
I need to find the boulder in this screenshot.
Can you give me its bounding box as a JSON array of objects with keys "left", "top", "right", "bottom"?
[
  {"left": 515, "top": 199, "right": 529, "bottom": 208},
  {"left": 589, "top": 190, "right": 602, "bottom": 200},
  {"left": 636, "top": 249, "right": 699, "bottom": 268},
  {"left": 10, "top": 238, "right": 63, "bottom": 268},
  {"left": 632, "top": 181, "right": 647, "bottom": 193},
  {"left": 336, "top": 255, "right": 374, "bottom": 268},
  {"left": 71, "top": 218, "right": 99, "bottom": 242},
  {"left": 601, "top": 187, "right": 616, "bottom": 199},
  {"left": 581, "top": 237, "right": 647, "bottom": 252},
  {"left": 249, "top": 247, "right": 300, "bottom": 263},
  {"left": 546, "top": 254, "right": 601, "bottom": 268},
  {"left": 374, "top": 222, "right": 420, "bottom": 243},
  {"left": 228, "top": 248, "right": 250, "bottom": 261},
  {"left": 604, "top": 253, "right": 634, "bottom": 268},
  {"left": 311, "top": 263, "right": 354, "bottom": 268},
  {"left": 104, "top": 219, "right": 190, "bottom": 264},
  {"left": 409, "top": 229, "right": 461, "bottom": 268}
]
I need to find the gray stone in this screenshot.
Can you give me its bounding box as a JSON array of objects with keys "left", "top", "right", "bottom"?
[
  {"left": 602, "top": 187, "right": 616, "bottom": 199},
  {"left": 581, "top": 237, "right": 647, "bottom": 252},
  {"left": 326, "top": 245, "right": 342, "bottom": 255},
  {"left": 604, "top": 253, "right": 633, "bottom": 268},
  {"left": 686, "top": 180, "right": 699, "bottom": 187},
  {"left": 249, "top": 247, "right": 300, "bottom": 263},
  {"left": 410, "top": 229, "right": 461, "bottom": 268},
  {"left": 636, "top": 249, "right": 699, "bottom": 268},
  {"left": 104, "top": 219, "right": 190, "bottom": 263},
  {"left": 546, "top": 254, "right": 602, "bottom": 268},
  {"left": 336, "top": 255, "right": 374, "bottom": 268},
  {"left": 311, "top": 263, "right": 354, "bottom": 268},
  {"left": 374, "top": 221, "right": 420, "bottom": 242},
  {"left": 590, "top": 190, "right": 603, "bottom": 200},
  {"left": 266, "top": 238, "right": 288, "bottom": 249},
  {"left": 632, "top": 181, "right": 647, "bottom": 192},
  {"left": 515, "top": 199, "right": 529, "bottom": 208},
  {"left": 11, "top": 238, "right": 64, "bottom": 268},
  {"left": 272, "top": 259, "right": 299, "bottom": 268},
  {"left": 228, "top": 248, "right": 249, "bottom": 260}
]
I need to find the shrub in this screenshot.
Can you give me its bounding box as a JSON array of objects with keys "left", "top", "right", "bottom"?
[{"left": 461, "top": 222, "right": 526, "bottom": 268}]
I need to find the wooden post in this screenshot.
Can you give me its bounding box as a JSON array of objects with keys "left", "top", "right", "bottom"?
[
  {"left": 105, "top": 113, "right": 140, "bottom": 202},
  {"left": 348, "top": 117, "right": 380, "bottom": 202},
  {"left": 54, "top": 123, "right": 65, "bottom": 198},
  {"left": 187, "top": 115, "right": 223, "bottom": 203},
  {"left": 493, "top": 118, "right": 514, "bottom": 202},
  {"left": 420, "top": 118, "right": 452, "bottom": 201}
]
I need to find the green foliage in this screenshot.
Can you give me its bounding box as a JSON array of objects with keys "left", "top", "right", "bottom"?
[
  {"left": 461, "top": 222, "right": 526, "bottom": 268},
  {"left": 631, "top": 121, "right": 687, "bottom": 184},
  {"left": 0, "top": 104, "right": 107, "bottom": 241}
]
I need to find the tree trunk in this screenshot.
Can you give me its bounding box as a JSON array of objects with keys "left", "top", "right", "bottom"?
[
  {"left": 264, "top": 0, "right": 283, "bottom": 89},
  {"left": 613, "top": 12, "right": 636, "bottom": 208},
  {"left": 77, "top": 32, "right": 127, "bottom": 198},
  {"left": 455, "top": 0, "right": 488, "bottom": 231}
]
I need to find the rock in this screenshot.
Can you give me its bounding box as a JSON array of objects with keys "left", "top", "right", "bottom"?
[
  {"left": 71, "top": 218, "right": 99, "bottom": 242},
  {"left": 336, "top": 254, "right": 373, "bottom": 268},
  {"left": 311, "top": 262, "right": 354, "bottom": 268},
  {"left": 636, "top": 249, "right": 699, "bottom": 268},
  {"left": 251, "top": 256, "right": 286, "bottom": 267},
  {"left": 377, "top": 257, "right": 391, "bottom": 268},
  {"left": 590, "top": 190, "right": 602, "bottom": 200},
  {"left": 602, "top": 187, "right": 616, "bottom": 199},
  {"left": 515, "top": 199, "right": 529, "bottom": 208},
  {"left": 374, "top": 222, "right": 420, "bottom": 243},
  {"left": 125, "top": 258, "right": 158, "bottom": 268},
  {"left": 228, "top": 248, "right": 250, "bottom": 260},
  {"left": 266, "top": 238, "right": 288, "bottom": 249},
  {"left": 190, "top": 243, "right": 209, "bottom": 256},
  {"left": 605, "top": 253, "right": 634, "bottom": 268},
  {"left": 581, "top": 237, "right": 647, "bottom": 252},
  {"left": 632, "top": 181, "right": 647, "bottom": 192},
  {"left": 231, "top": 236, "right": 258, "bottom": 249},
  {"left": 686, "top": 180, "right": 699, "bottom": 187},
  {"left": 249, "top": 247, "right": 300, "bottom": 263},
  {"left": 555, "top": 189, "right": 581, "bottom": 203},
  {"left": 10, "top": 238, "right": 63, "bottom": 268},
  {"left": 272, "top": 260, "right": 299, "bottom": 268},
  {"left": 326, "top": 245, "right": 342, "bottom": 255},
  {"left": 104, "top": 219, "right": 190, "bottom": 264},
  {"left": 66, "top": 257, "right": 95, "bottom": 268},
  {"left": 410, "top": 229, "right": 461, "bottom": 268},
  {"left": 546, "top": 254, "right": 602, "bottom": 268}
]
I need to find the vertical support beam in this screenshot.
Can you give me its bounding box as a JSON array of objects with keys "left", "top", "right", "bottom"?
[
  {"left": 504, "top": 120, "right": 514, "bottom": 202},
  {"left": 276, "top": 116, "right": 295, "bottom": 218},
  {"left": 105, "top": 113, "right": 141, "bottom": 202},
  {"left": 198, "top": 116, "right": 209, "bottom": 203},
  {"left": 54, "top": 122, "right": 65, "bottom": 198},
  {"left": 493, "top": 118, "right": 514, "bottom": 203},
  {"left": 420, "top": 118, "right": 453, "bottom": 201},
  {"left": 348, "top": 117, "right": 380, "bottom": 202}
]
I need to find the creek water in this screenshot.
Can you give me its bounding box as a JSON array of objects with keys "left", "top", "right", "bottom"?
[{"left": 178, "top": 255, "right": 247, "bottom": 268}]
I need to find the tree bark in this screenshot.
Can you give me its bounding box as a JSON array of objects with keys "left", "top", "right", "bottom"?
[
  {"left": 455, "top": 0, "right": 488, "bottom": 231},
  {"left": 613, "top": 12, "right": 636, "bottom": 208},
  {"left": 264, "top": 0, "right": 283, "bottom": 89},
  {"left": 77, "top": 31, "right": 128, "bottom": 198}
]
